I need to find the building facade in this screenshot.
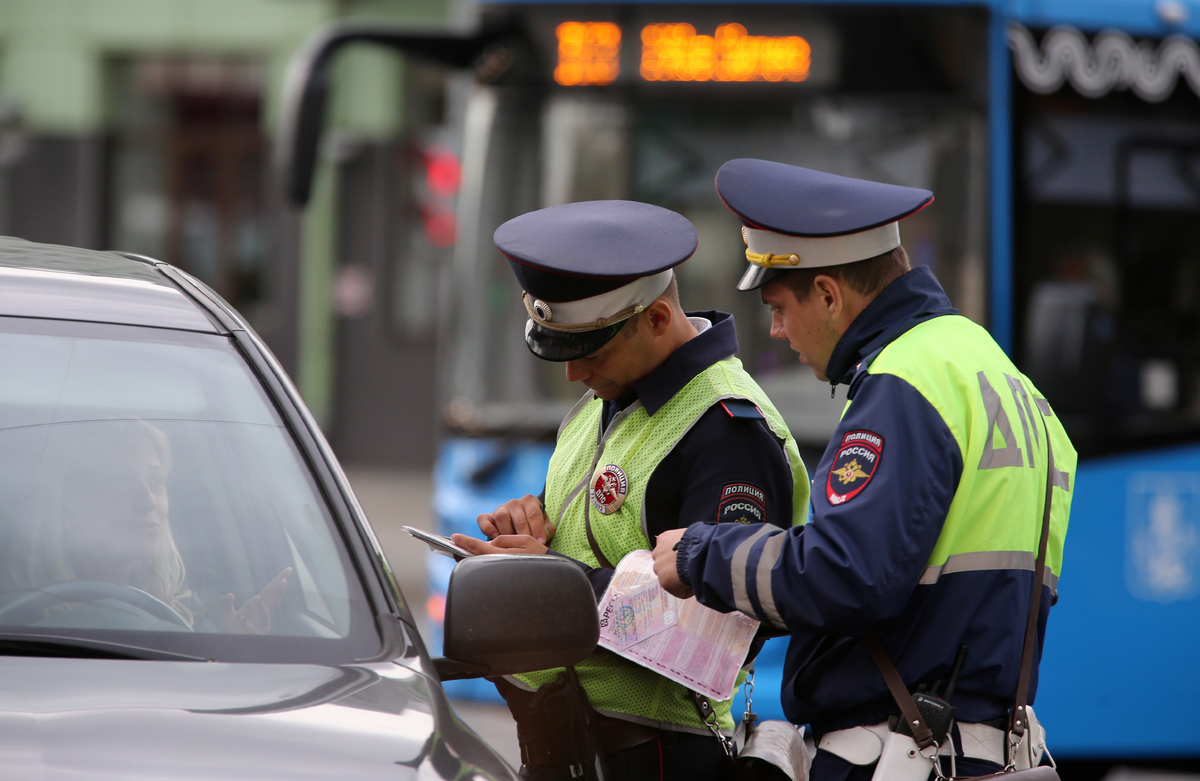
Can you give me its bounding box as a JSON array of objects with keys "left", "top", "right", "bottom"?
[{"left": 0, "top": 0, "right": 454, "bottom": 466}]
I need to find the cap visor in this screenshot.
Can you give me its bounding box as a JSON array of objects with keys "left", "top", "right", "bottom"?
[
  {"left": 525, "top": 319, "right": 626, "bottom": 362},
  {"left": 736, "top": 265, "right": 786, "bottom": 291}
]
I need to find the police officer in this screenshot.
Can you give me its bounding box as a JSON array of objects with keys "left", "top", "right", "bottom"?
[
  {"left": 652, "top": 160, "right": 1076, "bottom": 781},
  {"left": 450, "top": 200, "right": 809, "bottom": 781}
]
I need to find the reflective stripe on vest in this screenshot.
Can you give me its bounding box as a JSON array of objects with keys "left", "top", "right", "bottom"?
[{"left": 516, "top": 355, "right": 809, "bottom": 731}]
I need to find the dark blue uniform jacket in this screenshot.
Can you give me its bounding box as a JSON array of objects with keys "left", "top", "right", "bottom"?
[{"left": 677, "top": 268, "right": 1056, "bottom": 734}]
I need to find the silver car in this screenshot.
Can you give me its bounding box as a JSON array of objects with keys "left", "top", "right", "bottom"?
[{"left": 0, "top": 235, "right": 597, "bottom": 780}]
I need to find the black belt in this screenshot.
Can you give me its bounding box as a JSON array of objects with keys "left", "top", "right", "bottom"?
[
  {"left": 522, "top": 714, "right": 660, "bottom": 767},
  {"left": 812, "top": 696, "right": 1011, "bottom": 738}
]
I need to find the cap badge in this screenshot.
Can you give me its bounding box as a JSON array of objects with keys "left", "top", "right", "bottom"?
[
  {"left": 532, "top": 299, "right": 553, "bottom": 322},
  {"left": 590, "top": 463, "right": 629, "bottom": 515}
]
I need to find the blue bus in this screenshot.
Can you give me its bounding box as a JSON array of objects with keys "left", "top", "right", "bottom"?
[{"left": 282, "top": 0, "right": 1200, "bottom": 770}]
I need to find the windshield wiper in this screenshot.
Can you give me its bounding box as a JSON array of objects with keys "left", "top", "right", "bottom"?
[{"left": 0, "top": 633, "right": 209, "bottom": 662}]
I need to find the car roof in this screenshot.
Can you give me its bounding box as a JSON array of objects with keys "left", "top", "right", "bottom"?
[{"left": 0, "top": 236, "right": 218, "bottom": 333}]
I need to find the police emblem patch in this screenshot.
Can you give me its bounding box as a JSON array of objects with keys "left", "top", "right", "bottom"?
[
  {"left": 591, "top": 464, "right": 629, "bottom": 514},
  {"left": 718, "top": 483, "right": 766, "bottom": 525},
  {"left": 827, "top": 430, "right": 883, "bottom": 505}
]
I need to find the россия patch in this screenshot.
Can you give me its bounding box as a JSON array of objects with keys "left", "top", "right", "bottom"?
[
  {"left": 718, "top": 482, "right": 766, "bottom": 525},
  {"left": 827, "top": 430, "right": 883, "bottom": 506}
]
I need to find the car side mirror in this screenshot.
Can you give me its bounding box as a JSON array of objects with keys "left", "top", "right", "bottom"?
[{"left": 433, "top": 554, "right": 598, "bottom": 680}]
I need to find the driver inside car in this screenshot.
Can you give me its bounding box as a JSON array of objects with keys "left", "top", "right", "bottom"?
[{"left": 1, "top": 419, "right": 291, "bottom": 634}]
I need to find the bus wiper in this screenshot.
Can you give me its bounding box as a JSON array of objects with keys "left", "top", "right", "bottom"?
[{"left": 0, "top": 633, "right": 209, "bottom": 662}]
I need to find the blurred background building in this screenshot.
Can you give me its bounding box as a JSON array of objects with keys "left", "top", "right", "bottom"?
[
  {"left": 0, "top": 0, "right": 457, "bottom": 468},
  {"left": 0, "top": 2, "right": 520, "bottom": 755}
]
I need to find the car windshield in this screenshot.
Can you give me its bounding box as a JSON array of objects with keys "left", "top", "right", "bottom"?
[{"left": 0, "top": 317, "right": 382, "bottom": 663}]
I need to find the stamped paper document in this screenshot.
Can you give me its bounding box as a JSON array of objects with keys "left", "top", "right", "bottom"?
[
  {"left": 598, "top": 549, "right": 759, "bottom": 701},
  {"left": 603, "top": 582, "right": 679, "bottom": 650}
]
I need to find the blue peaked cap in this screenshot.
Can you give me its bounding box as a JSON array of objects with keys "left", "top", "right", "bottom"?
[
  {"left": 715, "top": 159, "right": 933, "bottom": 290},
  {"left": 494, "top": 200, "right": 698, "bottom": 361},
  {"left": 715, "top": 159, "right": 933, "bottom": 237},
  {"left": 496, "top": 200, "right": 697, "bottom": 302}
]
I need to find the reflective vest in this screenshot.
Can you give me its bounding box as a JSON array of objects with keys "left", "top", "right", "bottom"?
[
  {"left": 863, "top": 315, "right": 1074, "bottom": 589},
  {"left": 516, "top": 356, "right": 809, "bottom": 732}
]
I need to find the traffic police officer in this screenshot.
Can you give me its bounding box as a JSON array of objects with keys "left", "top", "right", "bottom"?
[
  {"left": 652, "top": 160, "right": 1076, "bottom": 781},
  {"left": 451, "top": 199, "right": 809, "bottom": 781}
]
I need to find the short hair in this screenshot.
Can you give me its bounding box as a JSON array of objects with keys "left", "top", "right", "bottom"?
[
  {"left": 617, "top": 274, "right": 681, "bottom": 339},
  {"left": 660, "top": 274, "right": 680, "bottom": 305},
  {"left": 780, "top": 245, "right": 911, "bottom": 301}
]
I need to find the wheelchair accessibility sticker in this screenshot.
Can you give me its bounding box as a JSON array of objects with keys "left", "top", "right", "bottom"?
[{"left": 1127, "top": 473, "right": 1200, "bottom": 603}]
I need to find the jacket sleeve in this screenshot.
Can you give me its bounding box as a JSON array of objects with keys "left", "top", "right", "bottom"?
[{"left": 676, "top": 372, "right": 963, "bottom": 635}]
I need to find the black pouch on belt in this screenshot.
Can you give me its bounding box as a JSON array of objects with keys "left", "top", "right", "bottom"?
[{"left": 495, "top": 671, "right": 610, "bottom": 780}]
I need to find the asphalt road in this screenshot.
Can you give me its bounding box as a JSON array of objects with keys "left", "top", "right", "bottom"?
[{"left": 344, "top": 467, "right": 522, "bottom": 770}]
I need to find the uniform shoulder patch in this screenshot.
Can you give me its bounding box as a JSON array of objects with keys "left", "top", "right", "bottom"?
[
  {"left": 719, "top": 399, "right": 765, "bottom": 419},
  {"left": 718, "top": 482, "right": 766, "bottom": 525},
  {"left": 827, "top": 430, "right": 884, "bottom": 506}
]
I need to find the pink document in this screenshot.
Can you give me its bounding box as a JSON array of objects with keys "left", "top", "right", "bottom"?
[{"left": 597, "top": 550, "right": 759, "bottom": 701}]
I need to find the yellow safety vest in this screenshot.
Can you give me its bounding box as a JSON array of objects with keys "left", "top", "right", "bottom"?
[{"left": 516, "top": 356, "right": 808, "bottom": 732}]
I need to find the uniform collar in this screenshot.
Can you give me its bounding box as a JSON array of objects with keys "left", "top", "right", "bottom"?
[
  {"left": 825, "top": 266, "right": 958, "bottom": 387},
  {"left": 606, "top": 310, "right": 739, "bottom": 417}
]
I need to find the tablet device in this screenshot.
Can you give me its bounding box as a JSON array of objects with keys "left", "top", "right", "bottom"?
[{"left": 402, "top": 526, "right": 475, "bottom": 560}]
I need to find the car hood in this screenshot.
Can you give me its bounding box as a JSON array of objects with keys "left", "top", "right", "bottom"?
[{"left": 0, "top": 657, "right": 515, "bottom": 780}]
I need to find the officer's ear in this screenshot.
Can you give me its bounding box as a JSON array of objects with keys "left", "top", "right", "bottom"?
[
  {"left": 811, "top": 274, "right": 845, "bottom": 321},
  {"left": 643, "top": 298, "right": 674, "bottom": 336}
]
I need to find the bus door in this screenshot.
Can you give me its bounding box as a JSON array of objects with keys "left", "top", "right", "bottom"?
[{"left": 1010, "top": 22, "right": 1200, "bottom": 759}]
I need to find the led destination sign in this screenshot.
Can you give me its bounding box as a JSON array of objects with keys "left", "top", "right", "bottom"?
[
  {"left": 641, "top": 23, "right": 810, "bottom": 82},
  {"left": 555, "top": 22, "right": 622, "bottom": 86},
  {"left": 554, "top": 21, "right": 814, "bottom": 85}
]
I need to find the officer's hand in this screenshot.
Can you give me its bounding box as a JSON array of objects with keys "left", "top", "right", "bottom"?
[
  {"left": 451, "top": 533, "right": 549, "bottom": 556},
  {"left": 478, "top": 495, "right": 554, "bottom": 543},
  {"left": 652, "top": 528, "right": 694, "bottom": 599}
]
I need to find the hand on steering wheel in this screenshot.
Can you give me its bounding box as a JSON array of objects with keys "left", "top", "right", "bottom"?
[{"left": 215, "top": 567, "right": 292, "bottom": 635}]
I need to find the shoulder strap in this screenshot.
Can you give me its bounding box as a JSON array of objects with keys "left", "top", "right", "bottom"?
[
  {"left": 584, "top": 497, "right": 615, "bottom": 569},
  {"left": 1011, "top": 422, "right": 1055, "bottom": 740},
  {"left": 863, "top": 630, "right": 936, "bottom": 749}
]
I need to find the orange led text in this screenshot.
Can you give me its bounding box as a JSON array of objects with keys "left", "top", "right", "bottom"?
[
  {"left": 640, "top": 23, "right": 811, "bottom": 82},
  {"left": 555, "top": 22, "right": 621, "bottom": 86}
]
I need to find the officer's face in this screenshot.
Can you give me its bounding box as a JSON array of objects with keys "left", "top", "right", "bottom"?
[
  {"left": 563, "top": 314, "right": 657, "bottom": 400},
  {"left": 761, "top": 278, "right": 841, "bottom": 382}
]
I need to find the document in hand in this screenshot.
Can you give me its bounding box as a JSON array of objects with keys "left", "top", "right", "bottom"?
[{"left": 598, "top": 549, "right": 759, "bottom": 701}]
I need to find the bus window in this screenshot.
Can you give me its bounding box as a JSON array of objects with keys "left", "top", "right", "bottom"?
[{"left": 1015, "top": 78, "right": 1200, "bottom": 458}]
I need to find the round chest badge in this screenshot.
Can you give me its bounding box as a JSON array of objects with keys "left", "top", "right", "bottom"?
[{"left": 590, "top": 464, "right": 629, "bottom": 515}]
